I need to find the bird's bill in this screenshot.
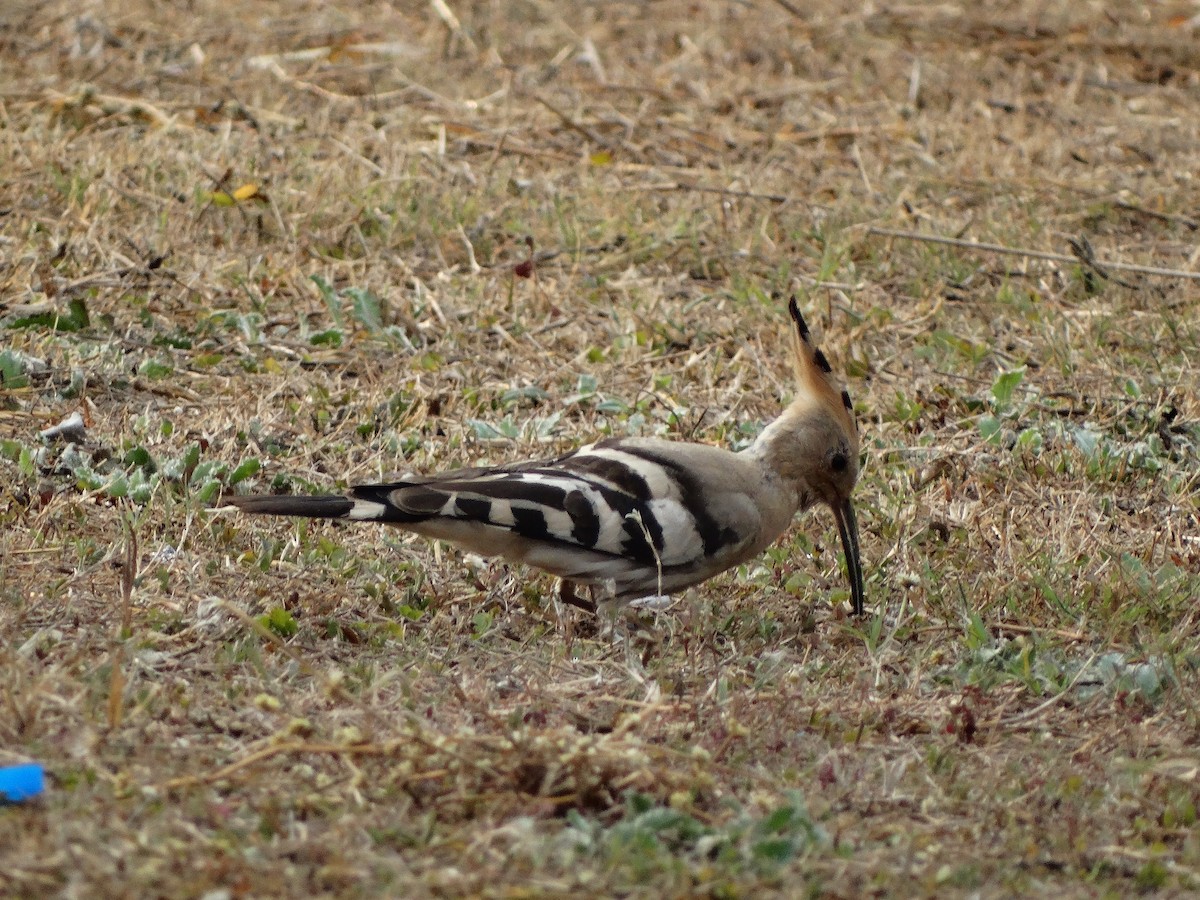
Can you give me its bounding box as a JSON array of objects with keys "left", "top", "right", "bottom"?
[{"left": 833, "top": 499, "right": 865, "bottom": 615}]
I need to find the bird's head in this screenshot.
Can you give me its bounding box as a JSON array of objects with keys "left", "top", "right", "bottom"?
[{"left": 755, "top": 297, "right": 864, "bottom": 614}]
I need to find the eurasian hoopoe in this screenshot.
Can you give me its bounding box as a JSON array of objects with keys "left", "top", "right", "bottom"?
[{"left": 224, "top": 298, "right": 865, "bottom": 615}]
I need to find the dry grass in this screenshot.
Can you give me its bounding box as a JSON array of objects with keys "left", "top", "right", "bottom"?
[{"left": 2, "top": 1, "right": 1199, "bottom": 895}]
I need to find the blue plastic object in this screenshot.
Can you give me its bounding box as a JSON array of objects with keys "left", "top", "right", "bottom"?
[{"left": 0, "top": 764, "right": 45, "bottom": 802}]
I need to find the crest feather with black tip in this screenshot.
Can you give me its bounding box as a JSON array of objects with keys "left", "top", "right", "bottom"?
[{"left": 786, "top": 296, "right": 859, "bottom": 453}]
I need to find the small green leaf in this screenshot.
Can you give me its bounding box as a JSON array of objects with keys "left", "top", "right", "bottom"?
[
  {"left": 978, "top": 415, "right": 1002, "bottom": 444},
  {"left": 760, "top": 806, "right": 800, "bottom": 834},
  {"left": 965, "top": 612, "right": 991, "bottom": 650},
  {"left": 259, "top": 607, "right": 298, "bottom": 638},
  {"left": 533, "top": 412, "right": 561, "bottom": 439},
  {"left": 105, "top": 473, "right": 129, "bottom": 498},
  {"left": 1073, "top": 426, "right": 1100, "bottom": 457},
  {"left": 229, "top": 458, "right": 261, "bottom": 485},
  {"left": 752, "top": 837, "right": 795, "bottom": 863},
  {"left": 472, "top": 611, "right": 493, "bottom": 639},
  {"left": 67, "top": 298, "right": 89, "bottom": 329},
  {"left": 311, "top": 275, "right": 344, "bottom": 329},
  {"left": 194, "top": 480, "right": 222, "bottom": 504},
  {"left": 500, "top": 386, "right": 549, "bottom": 406},
  {"left": 990, "top": 367, "right": 1025, "bottom": 410},
  {"left": 17, "top": 446, "right": 34, "bottom": 477},
  {"left": 310, "top": 329, "right": 343, "bottom": 347},
  {"left": 0, "top": 351, "right": 30, "bottom": 388},
  {"left": 129, "top": 471, "right": 156, "bottom": 504},
  {"left": 467, "top": 419, "right": 503, "bottom": 440},
  {"left": 344, "top": 287, "right": 383, "bottom": 333},
  {"left": 75, "top": 467, "right": 104, "bottom": 491},
  {"left": 124, "top": 446, "right": 155, "bottom": 471},
  {"left": 138, "top": 359, "right": 173, "bottom": 380},
  {"left": 1015, "top": 428, "right": 1043, "bottom": 451},
  {"left": 190, "top": 459, "right": 228, "bottom": 485}
]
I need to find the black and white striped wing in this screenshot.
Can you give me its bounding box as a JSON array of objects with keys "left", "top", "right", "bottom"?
[{"left": 346, "top": 438, "right": 763, "bottom": 597}]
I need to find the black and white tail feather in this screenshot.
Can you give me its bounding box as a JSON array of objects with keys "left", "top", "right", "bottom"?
[{"left": 224, "top": 298, "right": 865, "bottom": 615}]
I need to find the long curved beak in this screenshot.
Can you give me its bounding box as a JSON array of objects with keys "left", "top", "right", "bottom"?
[{"left": 833, "top": 499, "right": 865, "bottom": 615}]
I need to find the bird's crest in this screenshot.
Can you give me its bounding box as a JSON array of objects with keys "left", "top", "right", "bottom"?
[{"left": 787, "top": 296, "right": 858, "bottom": 450}]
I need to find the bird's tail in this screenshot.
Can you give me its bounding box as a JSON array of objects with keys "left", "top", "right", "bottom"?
[
  {"left": 222, "top": 484, "right": 431, "bottom": 523},
  {"left": 222, "top": 494, "right": 358, "bottom": 519}
]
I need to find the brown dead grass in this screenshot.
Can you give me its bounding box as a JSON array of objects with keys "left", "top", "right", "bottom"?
[{"left": 2, "top": 1, "right": 1200, "bottom": 896}]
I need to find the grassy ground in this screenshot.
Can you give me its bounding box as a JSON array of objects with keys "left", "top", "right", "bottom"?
[{"left": 2, "top": 1, "right": 1199, "bottom": 895}]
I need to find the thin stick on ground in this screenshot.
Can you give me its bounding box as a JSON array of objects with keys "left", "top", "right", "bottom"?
[{"left": 868, "top": 226, "right": 1200, "bottom": 281}]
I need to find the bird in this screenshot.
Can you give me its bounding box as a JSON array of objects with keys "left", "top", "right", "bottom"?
[{"left": 223, "top": 297, "right": 865, "bottom": 617}]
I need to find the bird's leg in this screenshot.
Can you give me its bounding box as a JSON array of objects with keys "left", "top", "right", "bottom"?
[
  {"left": 558, "top": 579, "right": 597, "bottom": 615},
  {"left": 590, "top": 579, "right": 625, "bottom": 625}
]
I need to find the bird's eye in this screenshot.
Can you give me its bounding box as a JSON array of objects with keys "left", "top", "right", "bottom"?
[{"left": 830, "top": 452, "right": 848, "bottom": 473}]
